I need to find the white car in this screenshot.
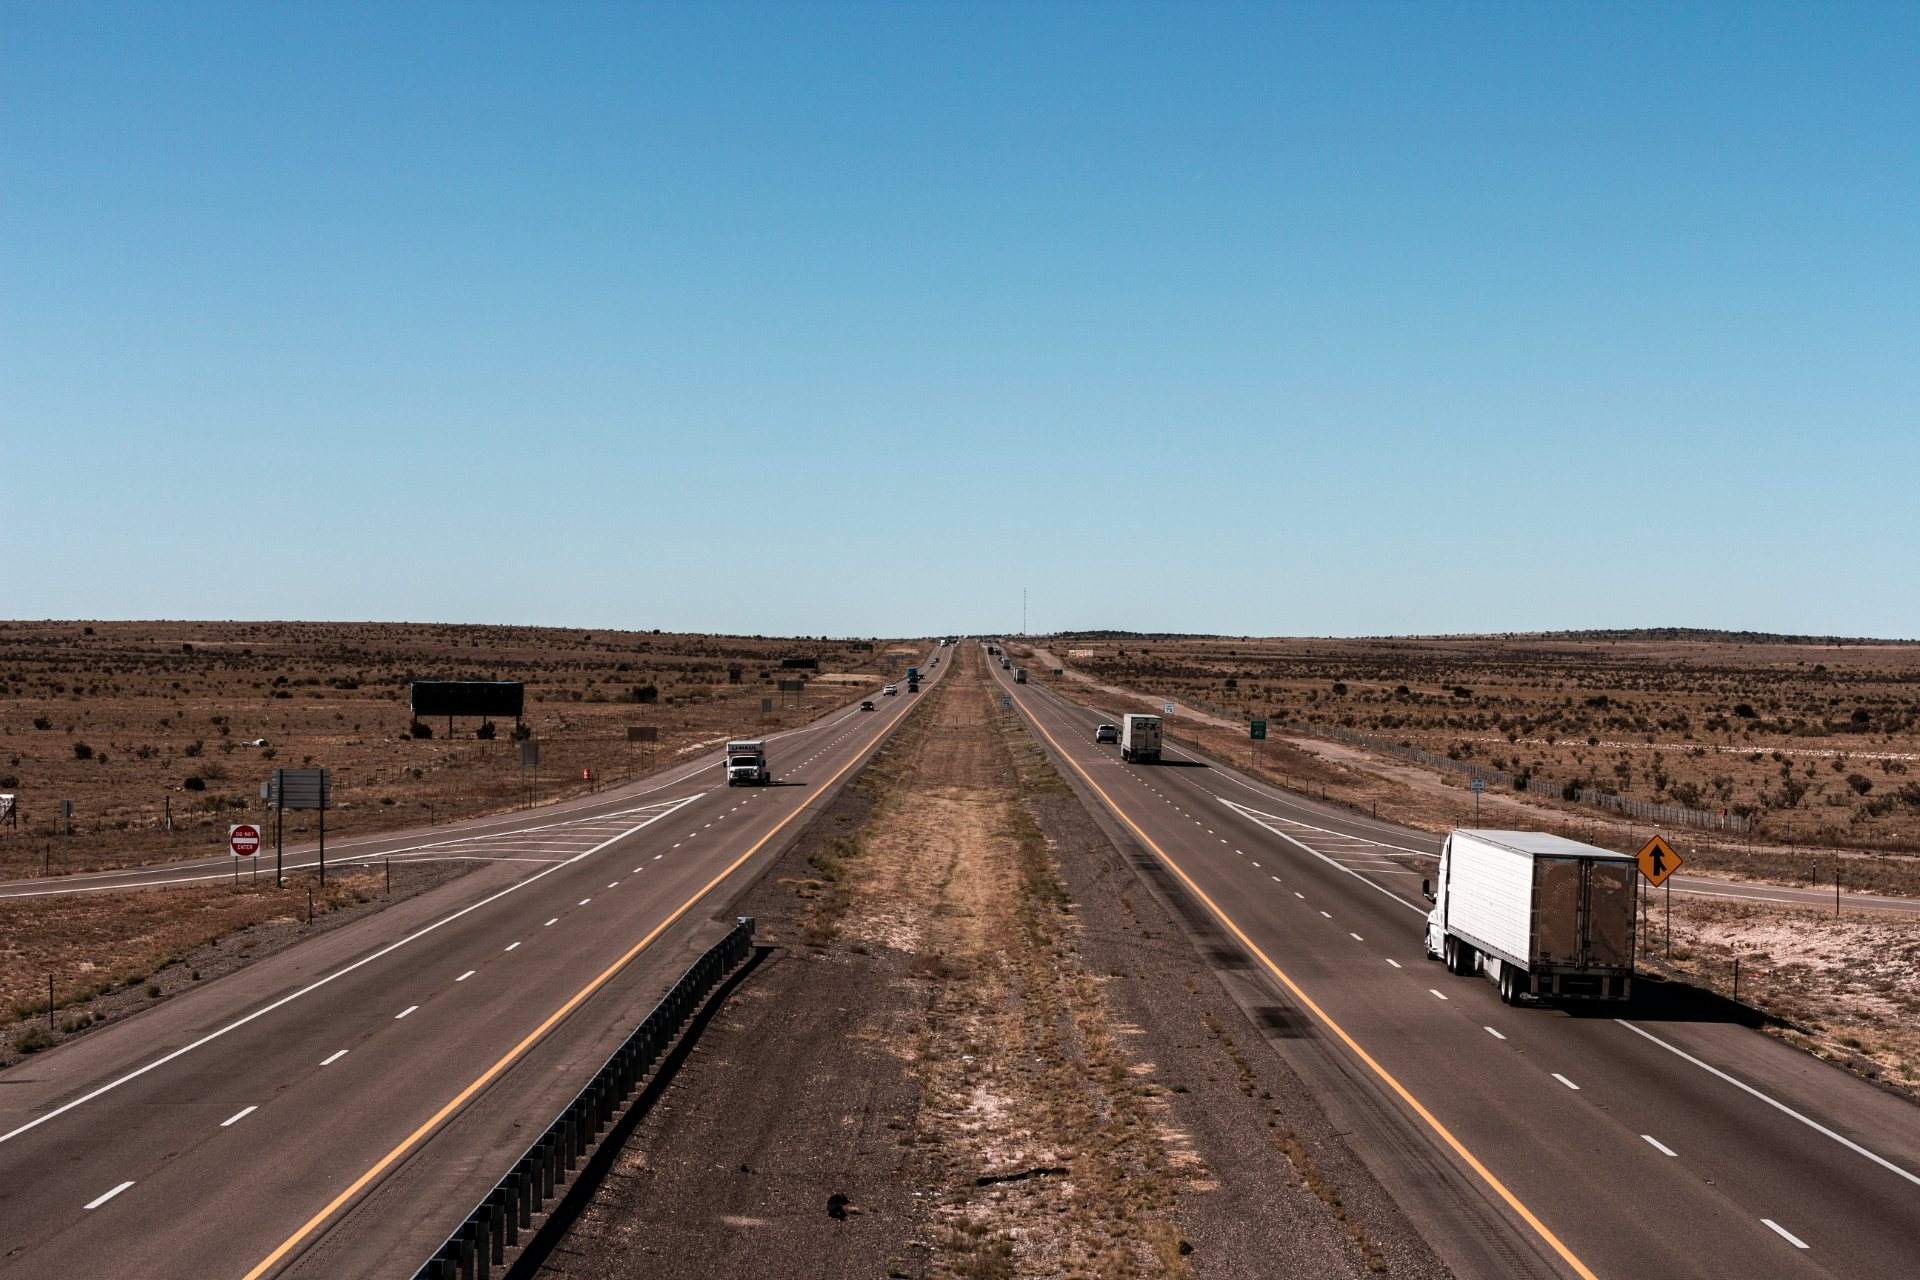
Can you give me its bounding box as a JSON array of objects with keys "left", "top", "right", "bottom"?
[{"left": 883, "top": 684, "right": 898, "bottom": 696}]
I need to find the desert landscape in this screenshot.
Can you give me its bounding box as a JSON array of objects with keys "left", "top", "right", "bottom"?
[
  {"left": 1043, "top": 629, "right": 1920, "bottom": 853},
  {"left": 0, "top": 620, "right": 907, "bottom": 877}
]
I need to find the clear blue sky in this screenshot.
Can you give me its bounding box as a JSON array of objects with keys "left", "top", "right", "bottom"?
[{"left": 5, "top": 2, "right": 1915, "bottom": 638}]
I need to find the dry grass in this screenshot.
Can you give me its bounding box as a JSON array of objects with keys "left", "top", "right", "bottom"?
[
  {"left": 1645, "top": 895, "right": 1920, "bottom": 1095},
  {"left": 0, "top": 620, "right": 903, "bottom": 876},
  {"left": 1037, "top": 630, "right": 1920, "bottom": 852},
  {"left": 1, "top": 869, "right": 384, "bottom": 1046},
  {"left": 1019, "top": 633, "right": 1920, "bottom": 899},
  {"left": 822, "top": 648, "right": 1196, "bottom": 1278}
]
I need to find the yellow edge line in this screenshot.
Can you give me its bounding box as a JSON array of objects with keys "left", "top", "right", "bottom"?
[
  {"left": 242, "top": 690, "right": 929, "bottom": 1279},
  {"left": 1014, "top": 690, "right": 1601, "bottom": 1280}
]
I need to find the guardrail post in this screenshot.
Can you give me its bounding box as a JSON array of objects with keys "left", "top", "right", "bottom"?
[
  {"left": 495, "top": 1188, "right": 514, "bottom": 1253},
  {"left": 458, "top": 1225, "right": 477, "bottom": 1280}
]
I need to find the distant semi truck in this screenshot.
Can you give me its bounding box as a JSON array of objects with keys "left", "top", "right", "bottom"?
[
  {"left": 1424, "top": 830, "right": 1637, "bottom": 1004},
  {"left": 724, "top": 739, "right": 771, "bottom": 786},
  {"left": 1013, "top": 667, "right": 1027, "bottom": 683},
  {"left": 1119, "top": 713, "right": 1162, "bottom": 763}
]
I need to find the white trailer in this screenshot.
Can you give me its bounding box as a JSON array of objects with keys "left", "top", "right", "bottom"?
[
  {"left": 1424, "top": 830, "right": 1637, "bottom": 1003},
  {"left": 1120, "top": 714, "right": 1162, "bottom": 764},
  {"left": 724, "top": 739, "right": 770, "bottom": 786}
]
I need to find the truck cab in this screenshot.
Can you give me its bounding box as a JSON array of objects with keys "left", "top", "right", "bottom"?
[{"left": 724, "top": 739, "right": 771, "bottom": 786}]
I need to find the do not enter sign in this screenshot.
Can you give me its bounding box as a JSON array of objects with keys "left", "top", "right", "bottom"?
[{"left": 230, "top": 823, "right": 262, "bottom": 857}]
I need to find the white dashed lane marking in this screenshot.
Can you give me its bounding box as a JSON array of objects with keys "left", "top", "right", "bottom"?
[
  {"left": 84, "top": 1181, "right": 134, "bottom": 1210},
  {"left": 1762, "top": 1220, "right": 1809, "bottom": 1250}
]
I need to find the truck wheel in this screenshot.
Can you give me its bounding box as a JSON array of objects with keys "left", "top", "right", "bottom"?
[
  {"left": 1498, "top": 964, "right": 1523, "bottom": 1005},
  {"left": 1444, "top": 937, "right": 1466, "bottom": 975}
]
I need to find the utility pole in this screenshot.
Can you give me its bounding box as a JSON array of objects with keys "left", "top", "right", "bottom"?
[{"left": 1022, "top": 587, "right": 1027, "bottom": 636}]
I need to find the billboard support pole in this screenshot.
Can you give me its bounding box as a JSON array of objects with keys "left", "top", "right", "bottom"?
[{"left": 275, "top": 768, "right": 285, "bottom": 888}]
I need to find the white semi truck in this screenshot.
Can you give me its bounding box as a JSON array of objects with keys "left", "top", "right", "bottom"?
[
  {"left": 1424, "top": 830, "right": 1637, "bottom": 1004},
  {"left": 1119, "top": 713, "right": 1162, "bottom": 764},
  {"left": 724, "top": 739, "right": 771, "bottom": 786}
]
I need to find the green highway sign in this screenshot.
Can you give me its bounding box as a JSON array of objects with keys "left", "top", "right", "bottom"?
[{"left": 1250, "top": 719, "right": 1267, "bottom": 740}]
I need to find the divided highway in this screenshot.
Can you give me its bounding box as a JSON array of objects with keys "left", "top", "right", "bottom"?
[
  {"left": 991, "top": 659, "right": 1920, "bottom": 1280},
  {"left": 0, "top": 657, "right": 944, "bottom": 1277}
]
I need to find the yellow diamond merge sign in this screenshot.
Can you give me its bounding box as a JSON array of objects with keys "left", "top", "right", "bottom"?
[{"left": 1636, "top": 835, "right": 1682, "bottom": 887}]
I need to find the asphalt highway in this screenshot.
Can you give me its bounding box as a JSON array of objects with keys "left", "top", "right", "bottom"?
[
  {"left": 990, "top": 658, "right": 1920, "bottom": 1280},
  {"left": 1020, "top": 648, "right": 1920, "bottom": 916},
  {"left": 0, "top": 653, "right": 946, "bottom": 1277}
]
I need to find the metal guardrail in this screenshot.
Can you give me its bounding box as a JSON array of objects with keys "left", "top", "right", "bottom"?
[{"left": 411, "top": 916, "right": 757, "bottom": 1280}]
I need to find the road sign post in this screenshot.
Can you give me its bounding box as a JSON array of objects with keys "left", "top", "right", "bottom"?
[
  {"left": 264, "top": 769, "right": 330, "bottom": 886},
  {"left": 520, "top": 740, "right": 540, "bottom": 809},
  {"left": 1470, "top": 777, "right": 1484, "bottom": 824}
]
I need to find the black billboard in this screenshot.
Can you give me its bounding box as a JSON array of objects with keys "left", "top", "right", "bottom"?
[{"left": 410, "top": 681, "right": 525, "bottom": 719}]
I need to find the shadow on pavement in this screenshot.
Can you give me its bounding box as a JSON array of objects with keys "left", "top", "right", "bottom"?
[
  {"left": 1148, "top": 759, "right": 1211, "bottom": 770},
  {"left": 1562, "top": 974, "right": 1773, "bottom": 1028}
]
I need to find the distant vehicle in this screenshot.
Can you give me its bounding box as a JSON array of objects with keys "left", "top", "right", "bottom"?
[
  {"left": 906, "top": 667, "right": 919, "bottom": 683},
  {"left": 1120, "top": 714, "right": 1162, "bottom": 763},
  {"left": 1013, "top": 667, "right": 1028, "bottom": 683},
  {"left": 1000, "top": 659, "right": 1011, "bottom": 669},
  {"left": 244, "top": 738, "right": 269, "bottom": 747},
  {"left": 883, "top": 684, "right": 898, "bottom": 696},
  {"left": 1094, "top": 723, "right": 1119, "bottom": 744},
  {"left": 861, "top": 700, "right": 876, "bottom": 711},
  {"left": 1424, "top": 830, "right": 1636, "bottom": 1004},
  {"left": 724, "top": 739, "right": 771, "bottom": 787},
  {"left": 908, "top": 683, "right": 919, "bottom": 693}
]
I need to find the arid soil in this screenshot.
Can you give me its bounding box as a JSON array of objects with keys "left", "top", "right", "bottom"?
[
  {"left": 1644, "top": 895, "right": 1920, "bottom": 1098},
  {"left": 1021, "top": 634, "right": 1920, "bottom": 897},
  {"left": 0, "top": 620, "right": 905, "bottom": 876},
  {"left": 540, "top": 646, "right": 1444, "bottom": 1279},
  {"left": 1042, "top": 631, "right": 1920, "bottom": 853},
  {"left": 0, "top": 859, "right": 464, "bottom": 1066}
]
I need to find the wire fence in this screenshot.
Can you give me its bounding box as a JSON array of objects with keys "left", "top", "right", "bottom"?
[{"left": 1159, "top": 691, "right": 1749, "bottom": 835}]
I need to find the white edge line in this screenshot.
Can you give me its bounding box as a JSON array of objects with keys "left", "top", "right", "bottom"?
[
  {"left": 1220, "top": 797, "right": 1428, "bottom": 915},
  {"left": 1615, "top": 1019, "right": 1920, "bottom": 1188},
  {"left": 0, "top": 791, "right": 705, "bottom": 1148}
]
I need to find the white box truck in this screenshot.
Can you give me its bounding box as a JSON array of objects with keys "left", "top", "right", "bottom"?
[
  {"left": 1424, "top": 830, "right": 1637, "bottom": 1004},
  {"left": 1120, "top": 714, "right": 1162, "bottom": 763},
  {"left": 724, "top": 739, "right": 770, "bottom": 786}
]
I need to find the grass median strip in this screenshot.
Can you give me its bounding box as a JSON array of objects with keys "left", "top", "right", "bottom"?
[{"left": 810, "top": 652, "right": 1196, "bottom": 1276}]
